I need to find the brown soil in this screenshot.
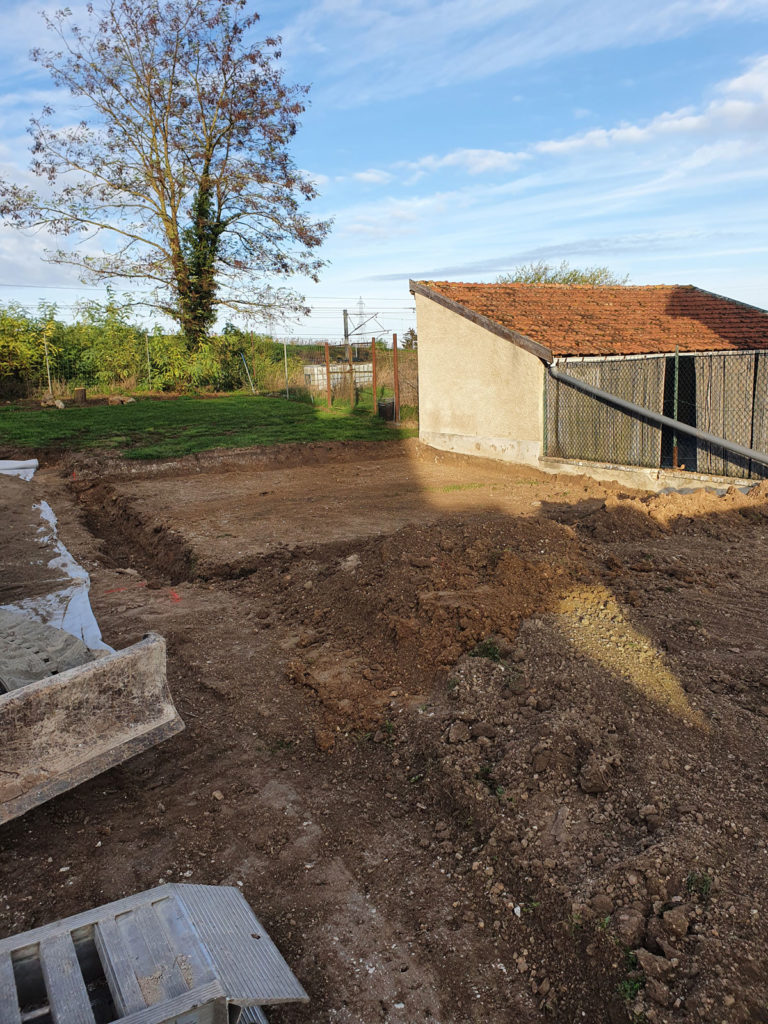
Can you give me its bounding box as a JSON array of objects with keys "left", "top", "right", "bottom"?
[{"left": 2, "top": 439, "right": 768, "bottom": 1023}]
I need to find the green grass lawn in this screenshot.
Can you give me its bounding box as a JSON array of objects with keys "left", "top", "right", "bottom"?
[{"left": 0, "top": 394, "right": 417, "bottom": 459}]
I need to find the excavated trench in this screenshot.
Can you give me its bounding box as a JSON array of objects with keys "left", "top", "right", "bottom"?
[
  {"left": 71, "top": 475, "right": 392, "bottom": 585},
  {"left": 72, "top": 479, "right": 199, "bottom": 585}
]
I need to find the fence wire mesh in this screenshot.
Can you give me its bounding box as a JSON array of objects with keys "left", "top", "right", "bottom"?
[
  {"left": 545, "top": 350, "right": 768, "bottom": 479},
  {"left": 4, "top": 330, "right": 418, "bottom": 417},
  {"left": 299, "top": 340, "right": 418, "bottom": 413}
]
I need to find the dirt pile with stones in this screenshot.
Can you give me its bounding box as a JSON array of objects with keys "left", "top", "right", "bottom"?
[{"left": 261, "top": 481, "right": 768, "bottom": 1022}]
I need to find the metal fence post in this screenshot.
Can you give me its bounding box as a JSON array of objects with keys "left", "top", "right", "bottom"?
[
  {"left": 145, "top": 335, "right": 152, "bottom": 391},
  {"left": 371, "top": 336, "right": 378, "bottom": 415},
  {"left": 347, "top": 342, "right": 356, "bottom": 408},
  {"left": 43, "top": 337, "right": 53, "bottom": 395},
  {"left": 392, "top": 332, "right": 400, "bottom": 425},
  {"left": 324, "top": 342, "right": 332, "bottom": 408},
  {"left": 673, "top": 345, "right": 679, "bottom": 469}
]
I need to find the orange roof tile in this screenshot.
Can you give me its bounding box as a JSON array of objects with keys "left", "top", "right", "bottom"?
[{"left": 416, "top": 281, "right": 768, "bottom": 357}]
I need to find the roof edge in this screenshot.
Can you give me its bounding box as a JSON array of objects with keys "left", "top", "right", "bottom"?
[
  {"left": 409, "top": 279, "right": 553, "bottom": 364},
  {"left": 690, "top": 286, "right": 768, "bottom": 317}
]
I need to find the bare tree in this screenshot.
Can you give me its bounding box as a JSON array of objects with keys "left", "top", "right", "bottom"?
[{"left": 0, "top": 0, "right": 330, "bottom": 348}]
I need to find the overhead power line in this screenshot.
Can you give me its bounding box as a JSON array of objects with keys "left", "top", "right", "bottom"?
[{"left": 0, "top": 282, "right": 415, "bottom": 302}]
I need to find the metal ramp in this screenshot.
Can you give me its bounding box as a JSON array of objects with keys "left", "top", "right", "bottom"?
[{"left": 0, "top": 884, "right": 308, "bottom": 1024}]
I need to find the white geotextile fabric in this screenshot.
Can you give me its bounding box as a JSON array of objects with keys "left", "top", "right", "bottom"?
[
  {"left": 0, "top": 459, "right": 39, "bottom": 481},
  {"left": 1, "top": 463, "right": 113, "bottom": 652}
]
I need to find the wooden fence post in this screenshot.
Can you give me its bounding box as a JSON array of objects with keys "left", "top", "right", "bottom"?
[
  {"left": 371, "top": 336, "right": 377, "bottom": 416},
  {"left": 324, "top": 342, "right": 332, "bottom": 408},
  {"left": 392, "top": 332, "right": 400, "bottom": 425}
]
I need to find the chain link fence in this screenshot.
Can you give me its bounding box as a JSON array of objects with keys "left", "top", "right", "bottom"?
[{"left": 545, "top": 350, "right": 768, "bottom": 479}]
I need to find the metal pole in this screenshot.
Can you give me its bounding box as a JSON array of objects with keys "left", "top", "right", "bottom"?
[
  {"left": 324, "top": 342, "right": 332, "bottom": 408},
  {"left": 43, "top": 337, "right": 53, "bottom": 395},
  {"left": 392, "top": 332, "right": 400, "bottom": 425},
  {"left": 283, "top": 340, "right": 289, "bottom": 399},
  {"left": 240, "top": 352, "right": 255, "bottom": 394},
  {"left": 342, "top": 311, "right": 355, "bottom": 407},
  {"left": 672, "top": 346, "right": 679, "bottom": 469},
  {"left": 347, "top": 342, "right": 356, "bottom": 408},
  {"left": 371, "top": 335, "right": 378, "bottom": 416},
  {"left": 548, "top": 364, "right": 768, "bottom": 469}
]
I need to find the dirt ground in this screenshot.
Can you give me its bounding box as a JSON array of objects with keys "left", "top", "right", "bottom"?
[{"left": 2, "top": 438, "right": 768, "bottom": 1023}]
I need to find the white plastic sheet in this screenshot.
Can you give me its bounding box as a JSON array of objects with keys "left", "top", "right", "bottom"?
[
  {"left": 0, "top": 459, "right": 39, "bottom": 481},
  {"left": 1, "top": 464, "right": 113, "bottom": 651}
]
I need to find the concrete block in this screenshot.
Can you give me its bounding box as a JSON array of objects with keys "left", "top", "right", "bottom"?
[{"left": 0, "top": 633, "right": 183, "bottom": 824}]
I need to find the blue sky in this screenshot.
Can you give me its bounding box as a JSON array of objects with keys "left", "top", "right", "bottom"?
[{"left": 0, "top": 0, "right": 767, "bottom": 341}]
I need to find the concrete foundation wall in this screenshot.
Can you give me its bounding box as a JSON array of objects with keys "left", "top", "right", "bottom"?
[
  {"left": 415, "top": 293, "right": 545, "bottom": 466},
  {"left": 538, "top": 456, "right": 758, "bottom": 493},
  {"left": 419, "top": 430, "right": 542, "bottom": 465}
]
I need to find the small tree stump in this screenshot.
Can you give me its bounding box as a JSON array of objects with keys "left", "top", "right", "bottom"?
[{"left": 74, "top": 387, "right": 87, "bottom": 405}]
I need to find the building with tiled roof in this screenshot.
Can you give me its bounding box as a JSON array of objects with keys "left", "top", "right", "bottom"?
[{"left": 410, "top": 279, "right": 768, "bottom": 485}]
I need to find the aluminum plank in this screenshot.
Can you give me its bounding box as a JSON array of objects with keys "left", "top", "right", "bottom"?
[
  {"left": 40, "top": 932, "right": 96, "bottom": 1024},
  {"left": 177, "top": 886, "right": 308, "bottom": 1005},
  {"left": 239, "top": 1006, "right": 269, "bottom": 1024},
  {"left": 119, "top": 980, "right": 225, "bottom": 1024},
  {"left": 0, "top": 952, "right": 22, "bottom": 1024},
  {"left": 150, "top": 896, "right": 216, "bottom": 990},
  {"left": 0, "top": 886, "right": 183, "bottom": 954},
  {"left": 94, "top": 917, "right": 147, "bottom": 1016},
  {"left": 114, "top": 906, "right": 188, "bottom": 1003}
]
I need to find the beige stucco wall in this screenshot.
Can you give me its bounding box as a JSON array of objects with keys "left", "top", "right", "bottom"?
[{"left": 415, "top": 292, "right": 545, "bottom": 465}]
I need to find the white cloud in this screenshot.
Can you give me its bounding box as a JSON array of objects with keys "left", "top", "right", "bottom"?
[
  {"left": 300, "top": 168, "right": 330, "bottom": 187},
  {"left": 277, "top": 0, "right": 768, "bottom": 105},
  {"left": 408, "top": 148, "right": 529, "bottom": 176},
  {"left": 0, "top": 89, "right": 59, "bottom": 111},
  {"left": 352, "top": 168, "right": 394, "bottom": 184},
  {"left": 0, "top": 2, "right": 92, "bottom": 72},
  {"left": 348, "top": 54, "right": 768, "bottom": 189},
  {"left": 369, "top": 228, "right": 760, "bottom": 280},
  {"left": 722, "top": 52, "right": 768, "bottom": 94},
  {"left": 536, "top": 54, "right": 768, "bottom": 155}
]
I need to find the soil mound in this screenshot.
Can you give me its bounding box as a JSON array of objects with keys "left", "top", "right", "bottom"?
[{"left": 259, "top": 483, "right": 768, "bottom": 1021}]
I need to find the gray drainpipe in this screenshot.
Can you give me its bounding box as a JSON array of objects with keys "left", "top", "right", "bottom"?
[{"left": 547, "top": 362, "right": 768, "bottom": 470}]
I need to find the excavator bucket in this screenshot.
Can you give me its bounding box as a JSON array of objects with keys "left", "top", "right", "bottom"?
[{"left": 0, "top": 630, "right": 183, "bottom": 825}]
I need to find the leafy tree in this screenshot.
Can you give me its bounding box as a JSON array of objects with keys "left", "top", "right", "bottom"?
[
  {"left": 496, "top": 260, "right": 629, "bottom": 286},
  {"left": 0, "top": 0, "right": 329, "bottom": 349},
  {"left": 70, "top": 294, "right": 147, "bottom": 386},
  {"left": 0, "top": 305, "right": 41, "bottom": 388},
  {"left": 402, "top": 327, "right": 417, "bottom": 349}
]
